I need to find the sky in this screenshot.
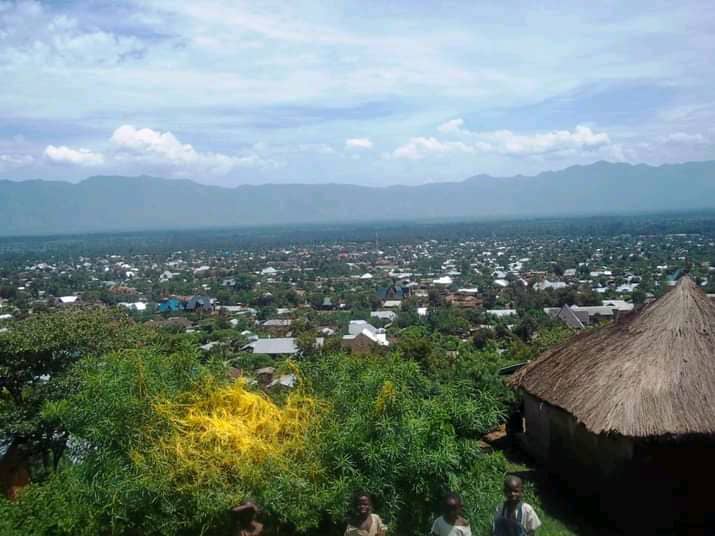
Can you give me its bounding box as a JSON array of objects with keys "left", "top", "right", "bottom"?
[{"left": 0, "top": 0, "right": 714, "bottom": 187}]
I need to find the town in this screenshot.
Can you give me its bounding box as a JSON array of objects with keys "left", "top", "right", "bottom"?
[
  {"left": 2, "top": 213, "right": 715, "bottom": 535},
  {"left": 1, "top": 216, "right": 713, "bottom": 359}
]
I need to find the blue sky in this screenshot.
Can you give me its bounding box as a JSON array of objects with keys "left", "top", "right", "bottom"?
[{"left": 0, "top": 0, "right": 714, "bottom": 186}]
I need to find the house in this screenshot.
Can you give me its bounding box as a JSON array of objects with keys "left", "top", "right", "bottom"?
[
  {"left": 244, "top": 337, "right": 298, "bottom": 356},
  {"left": 601, "top": 299, "right": 634, "bottom": 313},
  {"left": 370, "top": 310, "right": 398, "bottom": 322},
  {"left": 342, "top": 330, "right": 388, "bottom": 354},
  {"left": 550, "top": 304, "right": 587, "bottom": 329},
  {"left": 185, "top": 295, "right": 213, "bottom": 312},
  {"left": 118, "top": 301, "right": 147, "bottom": 312},
  {"left": 376, "top": 285, "right": 409, "bottom": 301},
  {"left": 159, "top": 270, "right": 177, "bottom": 282},
  {"left": 342, "top": 320, "right": 389, "bottom": 354},
  {"left": 432, "top": 276, "right": 453, "bottom": 286},
  {"left": 56, "top": 295, "right": 80, "bottom": 306},
  {"left": 261, "top": 319, "right": 293, "bottom": 336},
  {"left": 346, "top": 320, "right": 380, "bottom": 337},
  {"left": 457, "top": 287, "right": 479, "bottom": 294},
  {"left": 510, "top": 277, "right": 715, "bottom": 531},
  {"left": 158, "top": 296, "right": 185, "bottom": 313},
  {"left": 544, "top": 304, "right": 615, "bottom": 326},
  {"left": 533, "top": 279, "right": 568, "bottom": 291},
  {"left": 571, "top": 305, "right": 614, "bottom": 323},
  {"left": 445, "top": 292, "right": 482, "bottom": 308},
  {"left": 109, "top": 285, "right": 138, "bottom": 296},
  {"left": 244, "top": 337, "right": 323, "bottom": 356},
  {"left": 220, "top": 305, "right": 257, "bottom": 316},
  {"left": 486, "top": 309, "right": 517, "bottom": 318}
]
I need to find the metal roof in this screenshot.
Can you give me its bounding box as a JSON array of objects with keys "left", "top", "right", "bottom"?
[{"left": 247, "top": 337, "right": 298, "bottom": 355}]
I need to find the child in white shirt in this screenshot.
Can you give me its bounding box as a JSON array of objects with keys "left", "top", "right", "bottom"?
[
  {"left": 430, "top": 492, "right": 472, "bottom": 536},
  {"left": 492, "top": 475, "right": 541, "bottom": 536}
]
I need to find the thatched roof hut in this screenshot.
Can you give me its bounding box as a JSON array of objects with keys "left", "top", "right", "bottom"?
[{"left": 510, "top": 276, "right": 715, "bottom": 438}]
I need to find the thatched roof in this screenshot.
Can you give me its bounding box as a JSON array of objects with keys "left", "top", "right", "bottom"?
[{"left": 510, "top": 276, "right": 715, "bottom": 438}]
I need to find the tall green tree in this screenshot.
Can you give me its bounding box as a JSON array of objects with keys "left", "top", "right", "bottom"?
[{"left": 0, "top": 309, "right": 155, "bottom": 474}]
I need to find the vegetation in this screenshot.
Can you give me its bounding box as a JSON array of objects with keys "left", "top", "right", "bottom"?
[{"left": 0, "top": 308, "right": 563, "bottom": 535}]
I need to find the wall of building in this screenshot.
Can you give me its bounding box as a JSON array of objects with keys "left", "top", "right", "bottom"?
[
  {"left": 522, "top": 391, "right": 634, "bottom": 485},
  {"left": 522, "top": 392, "right": 715, "bottom": 531},
  {"left": 341, "top": 333, "right": 377, "bottom": 355}
]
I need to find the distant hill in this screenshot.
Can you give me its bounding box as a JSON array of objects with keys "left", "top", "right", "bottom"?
[{"left": 1, "top": 160, "right": 715, "bottom": 236}]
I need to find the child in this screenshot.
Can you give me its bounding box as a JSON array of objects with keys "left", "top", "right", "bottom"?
[
  {"left": 344, "top": 492, "right": 387, "bottom": 536},
  {"left": 492, "top": 475, "right": 541, "bottom": 536},
  {"left": 430, "top": 493, "right": 472, "bottom": 536},
  {"left": 232, "top": 500, "right": 264, "bottom": 536}
]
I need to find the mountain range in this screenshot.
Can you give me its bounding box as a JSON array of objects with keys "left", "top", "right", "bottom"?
[{"left": 1, "top": 160, "right": 714, "bottom": 236}]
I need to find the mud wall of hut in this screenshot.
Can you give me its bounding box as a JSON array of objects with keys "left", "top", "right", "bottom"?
[{"left": 522, "top": 392, "right": 634, "bottom": 485}]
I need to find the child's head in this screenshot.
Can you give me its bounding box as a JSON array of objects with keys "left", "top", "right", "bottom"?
[
  {"left": 442, "top": 492, "right": 463, "bottom": 523},
  {"left": 503, "top": 475, "right": 523, "bottom": 505},
  {"left": 353, "top": 492, "right": 373, "bottom": 518},
  {"left": 232, "top": 500, "right": 259, "bottom": 527}
]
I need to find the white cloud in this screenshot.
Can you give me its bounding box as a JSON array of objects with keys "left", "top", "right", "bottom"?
[
  {"left": 476, "top": 125, "right": 610, "bottom": 155},
  {"left": 296, "top": 143, "right": 335, "bottom": 154},
  {"left": 0, "top": 153, "right": 34, "bottom": 169},
  {"left": 437, "top": 118, "right": 465, "bottom": 134},
  {"left": 396, "top": 124, "right": 611, "bottom": 160},
  {"left": 110, "top": 125, "right": 270, "bottom": 175},
  {"left": 0, "top": 3, "right": 145, "bottom": 68},
  {"left": 44, "top": 145, "right": 104, "bottom": 166},
  {"left": 598, "top": 143, "right": 629, "bottom": 162},
  {"left": 391, "top": 137, "right": 475, "bottom": 160},
  {"left": 661, "top": 132, "right": 708, "bottom": 144},
  {"left": 345, "top": 138, "right": 373, "bottom": 150}
]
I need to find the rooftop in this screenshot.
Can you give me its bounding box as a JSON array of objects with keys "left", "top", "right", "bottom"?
[{"left": 511, "top": 277, "right": 715, "bottom": 438}]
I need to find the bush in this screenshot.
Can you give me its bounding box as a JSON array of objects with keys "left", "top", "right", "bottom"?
[{"left": 1, "top": 322, "right": 512, "bottom": 535}]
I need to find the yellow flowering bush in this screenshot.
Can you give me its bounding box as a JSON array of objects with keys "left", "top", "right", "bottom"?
[{"left": 146, "top": 379, "right": 323, "bottom": 488}]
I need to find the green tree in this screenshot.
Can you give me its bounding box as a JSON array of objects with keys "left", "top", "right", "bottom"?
[
  {"left": 0, "top": 309, "right": 155, "bottom": 476},
  {"left": 296, "top": 330, "right": 319, "bottom": 357},
  {"left": 395, "top": 326, "right": 433, "bottom": 365}
]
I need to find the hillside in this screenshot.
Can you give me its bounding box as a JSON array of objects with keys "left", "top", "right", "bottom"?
[{"left": 1, "top": 160, "right": 714, "bottom": 236}]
